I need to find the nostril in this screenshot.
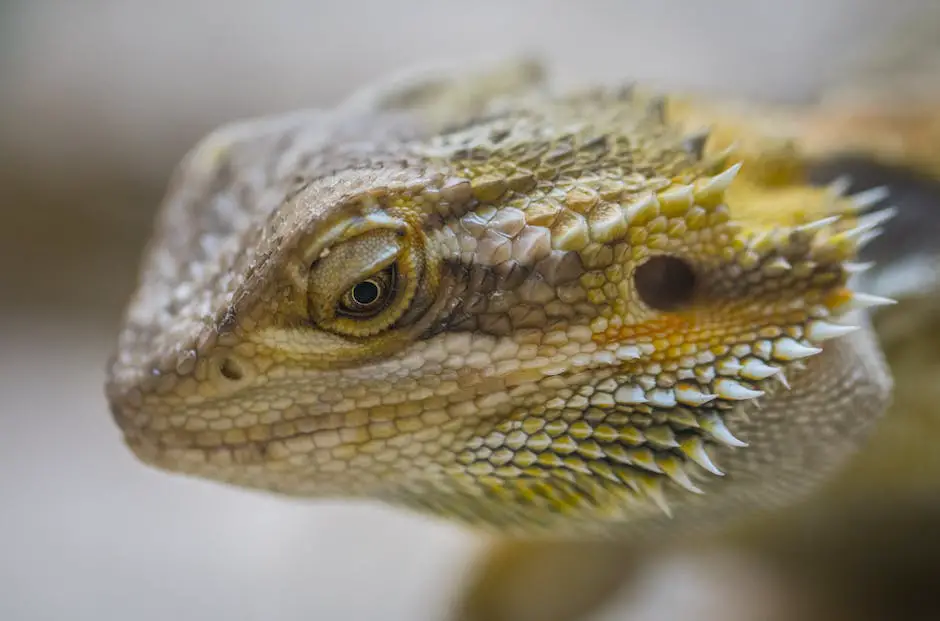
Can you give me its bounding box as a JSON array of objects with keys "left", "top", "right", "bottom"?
[
  {"left": 218, "top": 357, "right": 244, "bottom": 381},
  {"left": 634, "top": 255, "right": 697, "bottom": 311}
]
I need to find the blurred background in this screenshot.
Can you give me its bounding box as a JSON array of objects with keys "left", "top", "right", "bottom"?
[{"left": 0, "top": 1, "right": 936, "bottom": 620}]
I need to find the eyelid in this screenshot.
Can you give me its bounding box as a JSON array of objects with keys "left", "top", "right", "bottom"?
[
  {"left": 306, "top": 230, "right": 401, "bottom": 322},
  {"left": 301, "top": 211, "right": 408, "bottom": 266},
  {"left": 335, "top": 245, "right": 399, "bottom": 299}
]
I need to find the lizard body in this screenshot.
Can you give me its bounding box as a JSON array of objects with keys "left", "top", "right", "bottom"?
[{"left": 106, "top": 60, "right": 897, "bottom": 545}]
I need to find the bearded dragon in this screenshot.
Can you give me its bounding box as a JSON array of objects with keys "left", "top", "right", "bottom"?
[{"left": 105, "top": 58, "right": 909, "bottom": 617}]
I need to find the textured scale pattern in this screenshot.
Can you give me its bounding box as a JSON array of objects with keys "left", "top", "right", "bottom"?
[{"left": 107, "top": 75, "right": 893, "bottom": 537}]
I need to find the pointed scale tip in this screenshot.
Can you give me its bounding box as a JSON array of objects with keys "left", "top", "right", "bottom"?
[
  {"left": 638, "top": 476, "right": 673, "bottom": 518},
  {"left": 772, "top": 337, "right": 822, "bottom": 362},
  {"left": 679, "top": 436, "right": 725, "bottom": 476},
  {"left": 836, "top": 292, "right": 898, "bottom": 313},
  {"left": 714, "top": 377, "right": 764, "bottom": 401},
  {"left": 826, "top": 175, "right": 852, "bottom": 197},
  {"left": 658, "top": 456, "right": 704, "bottom": 495},
  {"left": 695, "top": 162, "right": 742, "bottom": 199},
  {"left": 797, "top": 215, "right": 841, "bottom": 233},
  {"left": 700, "top": 413, "right": 749, "bottom": 448},
  {"left": 849, "top": 186, "right": 891, "bottom": 211},
  {"left": 806, "top": 320, "right": 860, "bottom": 342}
]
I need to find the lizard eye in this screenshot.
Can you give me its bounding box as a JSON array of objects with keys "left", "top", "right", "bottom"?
[
  {"left": 306, "top": 227, "right": 428, "bottom": 338},
  {"left": 337, "top": 266, "right": 397, "bottom": 319},
  {"left": 634, "top": 255, "right": 697, "bottom": 311}
]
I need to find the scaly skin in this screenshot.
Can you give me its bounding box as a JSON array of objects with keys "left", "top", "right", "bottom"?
[
  {"left": 106, "top": 61, "right": 896, "bottom": 564},
  {"left": 447, "top": 69, "right": 940, "bottom": 621}
]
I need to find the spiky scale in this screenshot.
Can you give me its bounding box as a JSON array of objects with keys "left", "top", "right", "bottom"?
[
  {"left": 658, "top": 455, "right": 704, "bottom": 494},
  {"left": 693, "top": 162, "right": 741, "bottom": 201},
  {"left": 836, "top": 206, "right": 897, "bottom": 241},
  {"left": 835, "top": 292, "right": 897, "bottom": 313},
  {"left": 739, "top": 358, "right": 780, "bottom": 381},
  {"left": 848, "top": 186, "right": 890, "bottom": 211},
  {"left": 806, "top": 320, "right": 859, "bottom": 342},
  {"left": 675, "top": 383, "right": 717, "bottom": 407},
  {"left": 679, "top": 436, "right": 724, "bottom": 476},
  {"left": 587, "top": 460, "right": 622, "bottom": 484},
  {"left": 797, "top": 215, "right": 841, "bottom": 233},
  {"left": 826, "top": 175, "right": 852, "bottom": 198},
  {"left": 843, "top": 261, "right": 874, "bottom": 274},
  {"left": 637, "top": 475, "right": 672, "bottom": 518},
  {"left": 644, "top": 425, "right": 679, "bottom": 449},
  {"left": 772, "top": 338, "right": 822, "bottom": 361},
  {"left": 714, "top": 378, "right": 764, "bottom": 401},
  {"left": 699, "top": 413, "right": 748, "bottom": 448},
  {"left": 626, "top": 448, "right": 664, "bottom": 474},
  {"left": 658, "top": 185, "right": 694, "bottom": 216}
]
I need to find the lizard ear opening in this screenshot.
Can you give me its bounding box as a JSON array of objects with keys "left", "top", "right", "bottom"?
[{"left": 634, "top": 255, "right": 697, "bottom": 312}]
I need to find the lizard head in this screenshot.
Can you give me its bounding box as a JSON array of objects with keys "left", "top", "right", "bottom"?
[{"left": 107, "top": 92, "right": 894, "bottom": 535}]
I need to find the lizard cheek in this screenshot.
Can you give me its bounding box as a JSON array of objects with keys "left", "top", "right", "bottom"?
[{"left": 633, "top": 255, "right": 698, "bottom": 312}]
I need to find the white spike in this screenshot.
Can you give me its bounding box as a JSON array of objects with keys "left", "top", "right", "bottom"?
[
  {"left": 700, "top": 413, "right": 749, "bottom": 448},
  {"left": 849, "top": 186, "right": 890, "bottom": 211},
  {"left": 836, "top": 292, "right": 898, "bottom": 313},
  {"left": 659, "top": 184, "right": 694, "bottom": 207},
  {"left": 843, "top": 261, "right": 874, "bottom": 274},
  {"left": 675, "top": 383, "right": 718, "bottom": 406},
  {"left": 856, "top": 228, "right": 883, "bottom": 251},
  {"left": 614, "top": 384, "right": 647, "bottom": 404},
  {"left": 773, "top": 371, "right": 791, "bottom": 390},
  {"left": 859, "top": 204, "right": 898, "bottom": 228},
  {"left": 714, "top": 378, "right": 764, "bottom": 401},
  {"left": 806, "top": 320, "right": 860, "bottom": 342},
  {"left": 827, "top": 175, "right": 852, "bottom": 197},
  {"left": 697, "top": 162, "right": 742, "bottom": 195},
  {"left": 772, "top": 337, "right": 822, "bottom": 361},
  {"left": 797, "top": 215, "right": 840, "bottom": 233},
  {"left": 740, "top": 358, "right": 781, "bottom": 381},
  {"left": 680, "top": 437, "right": 724, "bottom": 476},
  {"left": 839, "top": 206, "right": 898, "bottom": 240}
]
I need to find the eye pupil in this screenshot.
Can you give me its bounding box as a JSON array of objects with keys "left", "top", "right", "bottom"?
[
  {"left": 634, "top": 255, "right": 697, "bottom": 311},
  {"left": 352, "top": 281, "right": 381, "bottom": 306},
  {"left": 336, "top": 265, "right": 397, "bottom": 319}
]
